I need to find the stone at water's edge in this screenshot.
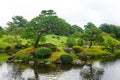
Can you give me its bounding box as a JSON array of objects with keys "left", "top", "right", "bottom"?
[
  {"left": 7, "top": 55, "right": 14, "bottom": 63},
  {"left": 72, "top": 59, "right": 85, "bottom": 66},
  {"left": 29, "top": 61, "right": 34, "bottom": 64}
]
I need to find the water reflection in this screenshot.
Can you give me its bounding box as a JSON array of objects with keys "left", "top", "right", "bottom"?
[
  {"left": 80, "top": 63, "right": 104, "bottom": 80},
  {"left": 2, "top": 60, "right": 120, "bottom": 80}
]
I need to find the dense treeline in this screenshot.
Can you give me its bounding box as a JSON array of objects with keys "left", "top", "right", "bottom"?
[
  {"left": 1, "top": 10, "right": 120, "bottom": 64},
  {"left": 0, "top": 10, "right": 120, "bottom": 48}
]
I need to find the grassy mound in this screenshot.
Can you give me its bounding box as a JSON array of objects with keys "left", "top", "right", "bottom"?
[{"left": 85, "top": 48, "right": 113, "bottom": 59}]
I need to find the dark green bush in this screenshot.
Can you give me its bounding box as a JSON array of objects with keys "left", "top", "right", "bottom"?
[
  {"left": 15, "top": 45, "right": 22, "bottom": 49},
  {"left": 60, "top": 54, "right": 73, "bottom": 64},
  {"left": 34, "top": 47, "right": 52, "bottom": 59},
  {"left": 15, "top": 54, "right": 29, "bottom": 61},
  {"left": 5, "top": 46, "right": 11, "bottom": 50},
  {"left": 40, "top": 43, "right": 57, "bottom": 51},
  {"left": 72, "top": 46, "right": 84, "bottom": 53}
]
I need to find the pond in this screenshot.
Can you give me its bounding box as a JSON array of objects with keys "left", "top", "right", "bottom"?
[{"left": 0, "top": 59, "right": 120, "bottom": 80}]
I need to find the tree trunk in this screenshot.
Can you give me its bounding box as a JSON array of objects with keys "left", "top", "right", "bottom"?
[
  {"left": 34, "top": 33, "right": 43, "bottom": 48},
  {"left": 34, "top": 26, "right": 54, "bottom": 48},
  {"left": 33, "top": 61, "right": 39, "bottom": 80},
  {"left": 89, "top": 40, "right": 93, "bottom": 48}
]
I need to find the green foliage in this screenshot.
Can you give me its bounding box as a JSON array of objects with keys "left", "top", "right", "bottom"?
[
  {"left": 84, "top": 22, "right": 96, "bottom": 29},
  {"left": 60, "top": 54, "right": 73, "bottom": 64},
  {"left": 77, "top": 38, "right": 83, "bottom": 46},
  {"left": 100, "top": 23, "right": 120, "bottom": 39},
  {"left": 70, "top": 53, "right": 78, "bottom": 60},
  {"left": 40, "top": 43, "right": 57, "bottom": 51},
  {"left": 82, "top": 23, "right": 104, "bottom": 48},
  {"left": 5, "top": 46, "right": 11, "bottom": 50},
  {"left": 7, "top": 16, "right": 28, "bottom": 28},
  {"left": 2, "top": 36, "right": 15, "bottom": 43},
  {"left": 40, "top": 36, "right": 46, "bottom": 43},
  {"left": 66, "top": 37, "right": 76, "bottom": 47},
  {"left": 34, "top": 47, "right": 52, "bottom": 59},
  {"left": 15, "top": 54, "right": 29, "bottom": 61},
  {"left": 14, "top": 45, "right": 22, "bottom": 49},
  {"left": 70, "top": 25, "right": 83, "bottom": 34},
  {"left": 104, "top": 35, "right": 120, "bottom": 53},
  {"left": 114, "top": 50, "right": 120, "bottom": 58},
  {"left": 0, "top": 26, "right": 4, "bottom": 38},
  {"left": 85, "top": 48, "right": 113, "bottom": 59},
  {"left": 72, "top": 46, "right": 84, "bottom": 53},
  {"left": 21, "top": 27, "right": 37, "bottom": 40}
]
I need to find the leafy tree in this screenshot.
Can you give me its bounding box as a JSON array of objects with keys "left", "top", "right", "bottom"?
[
  {"left": 104, "top": 37, "right": 119, "bottom": 53},
  {"left": 7, "top": 16, "right": 28, "bottom": 28},
  {"left": 6, "top": 27, "right": 23, "bottom": 45},
  {"left": 70, "top": 25, "right": 83, "bottom": 34},
  {"left": 6, "top": 16, "right": 28, "bottom": 45},
  {"left": 84, "top": 22, "right": 96, "bottom": 29},
  {"left": 28, "top": 10, "right": 71, "bottom": 47},
  {"left": 83, "top": 22, "right": 104, "bottom": 48},
  {"left": 49, "top": 18, "right": 71, "bottom": 36},
  {"left": 99, "top": 23, "right": 116, "bottom": 33},
  {"left": 77, "top": 38, "right": 83, "bottom": 46},
  {"left": 0, "top": 26, "right": 4, "bottom": 38},
  {"left": 99, "top": 23, "right": 120, "bottom": 39}
]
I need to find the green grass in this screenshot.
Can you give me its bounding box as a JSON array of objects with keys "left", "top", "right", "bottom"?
[
  {"left": 45, "top": 35, "right": 67, "bottom": 48},
  {"left": 102, "top": 32, "right": 120, "bottom": 44},
  {"left": 0, "top": 53, "right": 8, "bottom": 62},
  {"left": 85, "top": 48, "right": 113, "bottom": 59},
  {"left": 0, "top": 35, "right": 28, "bottom": 49}
]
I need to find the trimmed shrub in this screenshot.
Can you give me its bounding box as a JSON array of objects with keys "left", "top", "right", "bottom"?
[
  {"left": 5, "top": 46, "right": 11, "bottom": 50},
  {"left": 34, "top": 47, "right": 52, "bottom": 59},
  {"left": 60, "top": 54, "right": 73, "bottom": 64},
  {"left": 40, "top": 43, "right": 57, "bottom": 51},
  {"left": 15, "top": 54, "right": 29, "bottom": 61},
  {"left": 72, "top": 46, "right": 84, "bottom": 53}
]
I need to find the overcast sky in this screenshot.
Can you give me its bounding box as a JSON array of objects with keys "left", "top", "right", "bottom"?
[{"left": 0, "top": 0, "right": 120, "bottom": 28}]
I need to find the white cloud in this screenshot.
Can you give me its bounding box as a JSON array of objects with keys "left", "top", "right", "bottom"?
[{"left": 0, "top": 0, "right": 120, "bottom": 28}]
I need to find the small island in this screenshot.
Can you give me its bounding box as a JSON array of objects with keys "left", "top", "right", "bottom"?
[{"left": 0, "top": 10, "right": 120, "bottom": 66}]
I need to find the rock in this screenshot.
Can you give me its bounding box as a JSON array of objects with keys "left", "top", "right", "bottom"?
[
  {"left": 45, "top": 62, "right": 52, "bottom": 65},
  {"left": 55, "top": 59, "right": 62, "bottom": 64},
  {"left": 18, "top": 60, "right": 22, "bottom": 62},
  {"left": 63, "top": 48, "right": 74, "bottom": 53},
  {"left": 7, "top": 55, "right": 14, "bottom": 63},
  {"left": 86, "top": 62, "right": 92, "bottom": 66},
  {"left": 38, "top": 61, "right": 44, "bottom": 64},
  {"left": 72, "top": 59, "right": 85, "bottom": 66},
  {"left": 29, "top": 61, "right": 34, "bottom": 64}
]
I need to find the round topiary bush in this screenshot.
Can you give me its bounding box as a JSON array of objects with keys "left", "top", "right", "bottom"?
[
  {"left": 72, "top": 46, "right": 84, "bottom": 53},
  {"left": 60, "top": 54, "right": 73, "bottom": 64},
  {"left": 34, "top": 47, "right": 52, "bottom": 59}
]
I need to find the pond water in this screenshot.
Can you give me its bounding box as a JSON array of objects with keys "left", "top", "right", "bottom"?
[{"left": 0, "top": 59, "right": 120, "bottom": 80}]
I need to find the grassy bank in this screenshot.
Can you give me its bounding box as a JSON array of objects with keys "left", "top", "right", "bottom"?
[{"left": 0, "top": 53, "right": 8, "bottom": 62}]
